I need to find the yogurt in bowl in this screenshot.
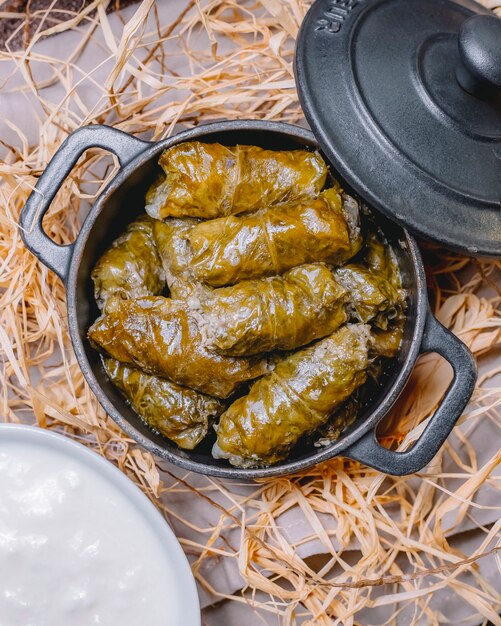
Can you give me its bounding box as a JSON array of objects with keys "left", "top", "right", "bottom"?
[{"left": 0, "top": 424, "right": 200, "bottom": 626}]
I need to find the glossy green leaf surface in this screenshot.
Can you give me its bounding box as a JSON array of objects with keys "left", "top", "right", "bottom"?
[
  {"left": 206, "top": 263, "right": 348, "bottom": 356},
  {"left": 88, "top": 297, "right": 268, "bottom": 398},
  {"left": 104, "top": 359, "right": 224, "bottom": 449},
  {"left": 188, "top": 189, "right": 354, "bottom": 287},
  {"left": 91, "top": 215, "right": 165, "bottom": 312},
  {"left": 213, "top": 324, "right": 371, "bottom": 467},
  {"left": 152, "top": 217, "right": 210, "bottom": 300},
  {"left": 145, "top": 142, "right": 328, "bottom": 219}
]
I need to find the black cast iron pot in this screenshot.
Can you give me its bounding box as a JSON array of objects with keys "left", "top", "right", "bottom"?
[{"left": 19, "top": 121, "right": 477, "bottom": 479}]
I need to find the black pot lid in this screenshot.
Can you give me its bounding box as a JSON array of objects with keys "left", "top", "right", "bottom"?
[{"left": 295, "top": 0, "right": 501, "bottom": 257}]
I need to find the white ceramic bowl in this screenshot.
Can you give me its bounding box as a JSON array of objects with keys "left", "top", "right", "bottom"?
[{"left": 0, "top": 423, "right": 200, "bottom": 626}]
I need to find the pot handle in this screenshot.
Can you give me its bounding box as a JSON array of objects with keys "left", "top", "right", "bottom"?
[
  {"left": 344, "top": 313, "right": 477, "bottom": 475},
  {"left": 19, "top": 125, "right": 151, "bottom": 281}
]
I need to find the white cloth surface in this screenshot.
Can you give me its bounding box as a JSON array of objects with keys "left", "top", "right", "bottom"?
[{"left": 1, "top": 3, "right": 499, "bottom": 624}]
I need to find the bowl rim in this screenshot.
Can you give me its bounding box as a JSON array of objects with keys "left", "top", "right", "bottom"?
[
  {"left": 0, "top": 422, "right": 201, "bottom": 624},
  {"left": 66, "top": 119, "right": 428, "bottom": 479}
]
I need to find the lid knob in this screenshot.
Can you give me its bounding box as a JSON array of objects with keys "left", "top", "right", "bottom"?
[{"left": 456, "top": 14, "right": 501, "bottom": 101}]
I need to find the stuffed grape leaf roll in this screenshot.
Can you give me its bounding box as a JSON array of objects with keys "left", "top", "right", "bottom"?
[
  {"left": 371, "top": 325, "right": 405, "bottom": 358},
  {"left": 88, "top": 297, "right": 268, "bottom": 398},
  {"left": 315, "top": 394, "right": 361, "bottom": 447},
  {"left": 213, "top": 324, "right": 371, "bottom": 467},
  {"left": 104, "top": 359, "right": 224, "bottom": 449},
  {"left": 334, "top": 264, "right": 404, "bottom": 330},
  {"left": 364, "top": 231, "right": 397, "bottom": 278},
  {"left": 206, "top": 263, "right": 348, "bottom": 356},
  {"left": 145, "top": 141, "right": 328, "bottom": 220},
  {"left": 188, "top": 188, "right": 359, "bottom": 287},
  {"left": 152, "top": 217, "right": 210, "bottom": 301},
  {"left": 91, "top": 215, "right": 165, "bottom": 312}
]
